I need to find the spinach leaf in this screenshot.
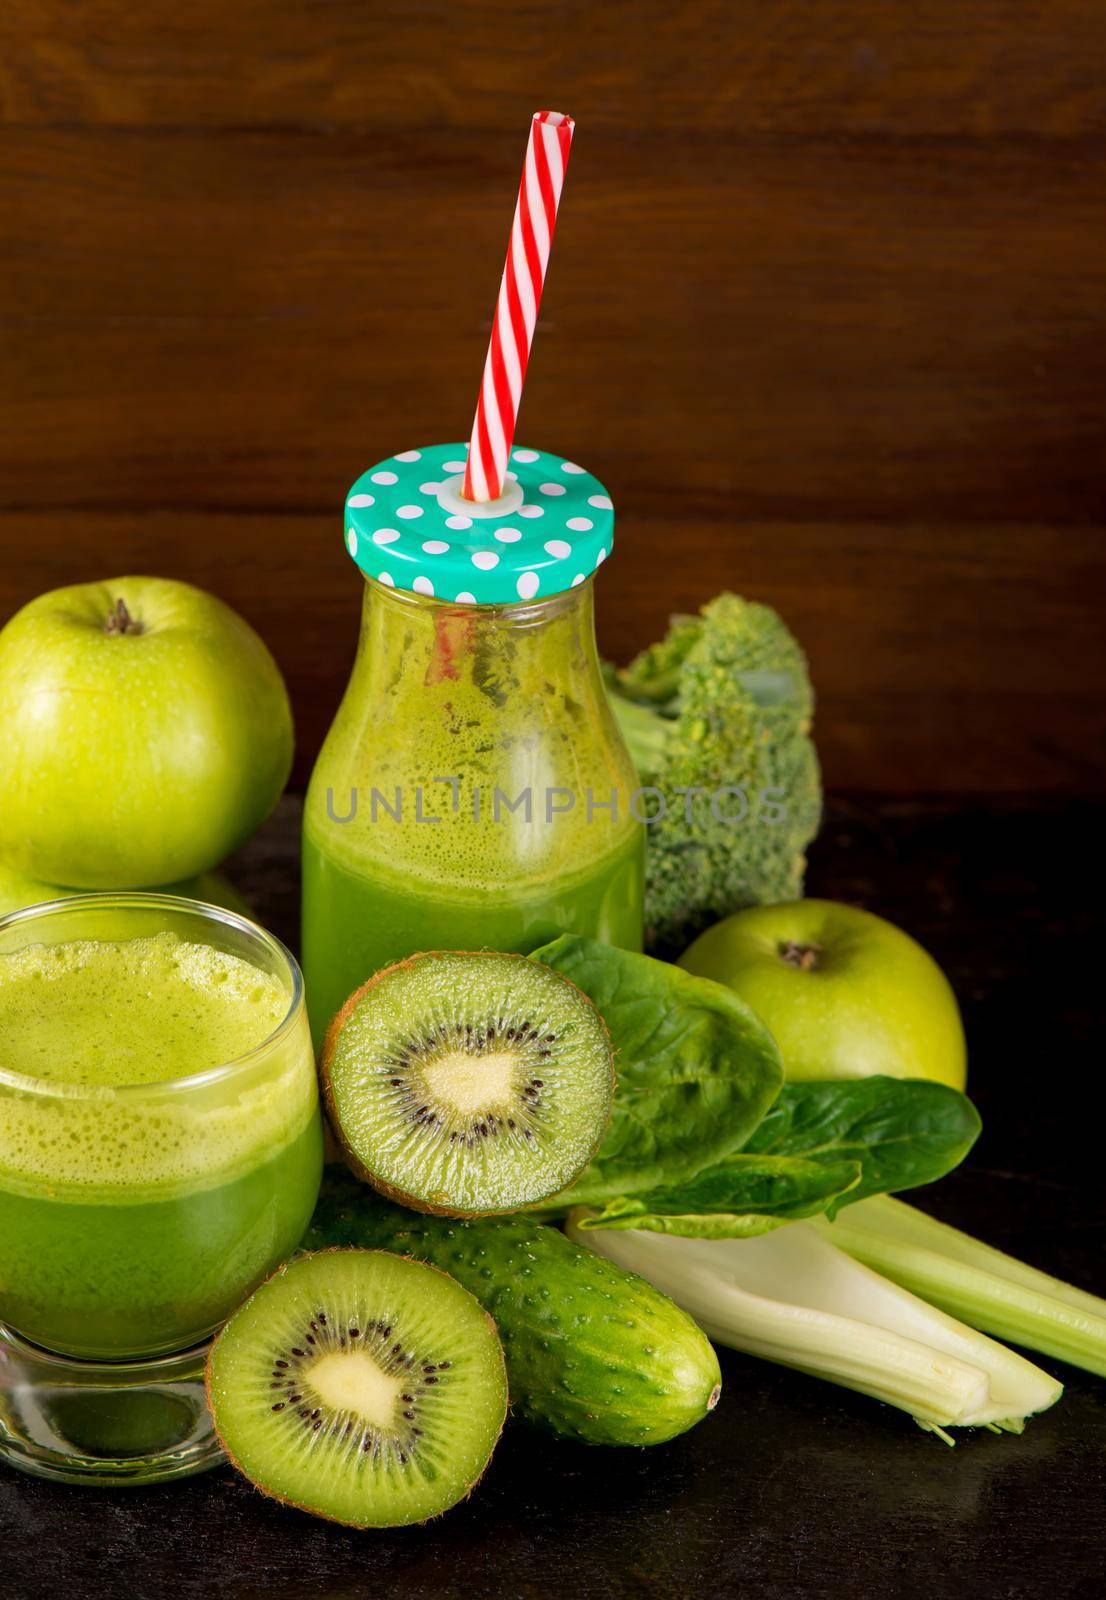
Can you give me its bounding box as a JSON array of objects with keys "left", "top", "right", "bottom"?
[
  {"left": 578, "top": 1076, "right": 980, "bottom": 1237},
  {"left": 531, "top": 934, "right": 783, "bottom": 1207},
  {"left": 742, "top": 1076, "right": 981, "bottom": 1210},
  {"left": 573, "top": 1152, "right": 862, "bottom": 1238}
]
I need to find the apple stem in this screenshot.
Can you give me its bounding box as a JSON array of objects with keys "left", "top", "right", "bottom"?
[
  {"left": 779, "top": 940, "right": 822, "bottom": 972},
  {"left": 105, "top": 597, "right": 144, "bottom": 636}
]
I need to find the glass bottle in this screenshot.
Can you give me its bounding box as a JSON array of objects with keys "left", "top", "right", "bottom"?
[{"left": 301, "top": 444, "right": 643, "bottom": 1039}]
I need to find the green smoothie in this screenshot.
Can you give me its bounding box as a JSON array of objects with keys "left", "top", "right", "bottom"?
[
  {"left": 302, "top": 835, "right": 642, "bottom": 1041},
  {"left": 302, "top": 579, "right": 644, "bottom": 1039},
  {"left": 0, "top": 931, "right": 322, "bottom": 1358}
]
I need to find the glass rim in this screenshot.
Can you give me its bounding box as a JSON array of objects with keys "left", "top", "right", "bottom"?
[{"left": 0, "top": 891, "right": 305, "bottom": 1101}]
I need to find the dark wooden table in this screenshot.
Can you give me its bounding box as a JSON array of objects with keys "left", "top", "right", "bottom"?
[{"left": 2, "top": 796, "right": 1103, "bottom": 1600}]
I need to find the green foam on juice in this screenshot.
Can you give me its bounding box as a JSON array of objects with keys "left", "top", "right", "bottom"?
[
  {"left": 0, "top": 931, "right": 287, "bottom": 1088},
  {"left": 0, "top": 931, "right": 311, "bottom": 1199}
]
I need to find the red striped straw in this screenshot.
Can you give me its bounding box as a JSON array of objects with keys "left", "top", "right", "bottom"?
[{"left": 462, "top": 111, "right": 575, "bottom": 503}]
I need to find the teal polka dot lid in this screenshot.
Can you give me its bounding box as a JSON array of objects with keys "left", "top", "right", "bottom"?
[{"left": 343, "top": 443, "right": 614, "bottom": 604}]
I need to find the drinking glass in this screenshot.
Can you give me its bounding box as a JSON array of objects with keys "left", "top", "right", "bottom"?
[{"left": 0, "top": 894, "right": 323, "bottom": 1484}]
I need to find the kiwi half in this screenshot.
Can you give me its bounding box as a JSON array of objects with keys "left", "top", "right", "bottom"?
[
  {"left": 206, "top": 1249, "right": 507, "bottom": 1528},
  {"left": 322, "top": 950, "right": 614, "bottom": 1216}
]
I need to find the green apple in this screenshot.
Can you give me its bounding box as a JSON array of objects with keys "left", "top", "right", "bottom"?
[
  {"left": 0, "top": 859, "right": 253, "bottom": 921},
  {"left": 679, "top": 899, "right": 967, "bottom": 1089},
  {"left": 0, "top": 577, "right": 293, "bottom": 888}
]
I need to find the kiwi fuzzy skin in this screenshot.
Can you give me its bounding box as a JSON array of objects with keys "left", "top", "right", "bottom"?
[
  {"left": 319, "top": 950, "right": 615, "bottom": 1220},
  {"left": 205, "top": 1246, "right": 508, "bottom": 1531}
]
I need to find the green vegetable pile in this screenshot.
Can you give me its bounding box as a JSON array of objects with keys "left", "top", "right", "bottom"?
[
  {"left": 313, "top": 932, "right": 1106, "bottom": 1451},
  {"left": 604, "top": 593, "right": 822, "bottom": 954}
]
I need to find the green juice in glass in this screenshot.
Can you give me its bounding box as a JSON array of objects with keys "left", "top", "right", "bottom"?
[
  {"left": 302, "top": 575, "right": 644, "bottom": 1040},
  {"left": 0, "top": 926, "right": 323, "bottom": 1359}
]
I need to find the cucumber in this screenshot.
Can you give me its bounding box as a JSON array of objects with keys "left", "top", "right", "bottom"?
[{"left": 308, "top": 1170, "right": 722, "bottom": 1447}]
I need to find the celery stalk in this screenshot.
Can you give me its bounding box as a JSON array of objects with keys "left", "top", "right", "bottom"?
[
  {"left": 568, "top": 1213, "right": 1062, "bottom": 1435},
  {"left": 815, "top": 1195, "right": 1106, "bottom": 1379}
]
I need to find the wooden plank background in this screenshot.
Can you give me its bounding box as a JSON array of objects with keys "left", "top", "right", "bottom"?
[{"left": 1, "top": 1, "right": 1103, "bottom": 793}]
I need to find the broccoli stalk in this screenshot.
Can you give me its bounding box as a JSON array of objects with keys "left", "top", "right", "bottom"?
[{"left": 605, "top": 593, "right": 822, "bottom": 956}]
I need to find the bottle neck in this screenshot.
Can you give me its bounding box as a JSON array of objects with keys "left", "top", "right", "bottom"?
[{"left": 357, "top": 576, "right": 605, "bottom": 698}]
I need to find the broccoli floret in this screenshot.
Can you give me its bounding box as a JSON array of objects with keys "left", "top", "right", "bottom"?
[{"left": 606, "top": 593, "right": 822, "bottom": 956}]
